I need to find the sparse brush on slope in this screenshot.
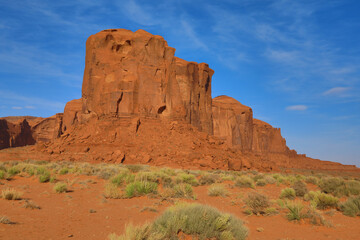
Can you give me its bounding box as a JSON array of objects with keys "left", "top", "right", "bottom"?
[{"left": 304, "top": 191, "right": 339, "bottom": 210}]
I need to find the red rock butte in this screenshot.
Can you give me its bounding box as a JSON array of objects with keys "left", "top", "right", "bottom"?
[{"left": 0, "top": 29, "right": 358, "bottom": 172}]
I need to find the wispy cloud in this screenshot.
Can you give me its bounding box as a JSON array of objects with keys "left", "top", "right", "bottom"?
[
  {"left": 286, "top": 105, "right": 308, "bottom": 111},
  {"left": 323, "top": 87, "right": 351, "bottom": 96},
  {"left": 181, "top": 20, "right": 208, "bottom": 51},
  {"left": 0, "top": 40, "right": 82, "bottom": 88},
  {"left": 12, "top": 106, "right": 22, "bottom": 110}
]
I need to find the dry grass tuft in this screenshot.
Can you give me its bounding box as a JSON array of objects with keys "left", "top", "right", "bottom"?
[{"left": 1, "top": 188, "right": 23, "bottom": 200}]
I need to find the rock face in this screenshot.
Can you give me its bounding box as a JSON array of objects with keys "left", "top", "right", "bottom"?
[
  {"left": 175, "top": 57, "right": 214, "bottom": 134},
  {"left": 0, "top": 29, "right": 358, "bottom": 172},
  {"left": 212, "top": 95, "right": 289, "bottom": 155},
  {"left": 212, "top": 96, "right": 253, "bottom": 150},
  {"left": 1, "top": 115, "right": 63, "bottom": 145},
  {"left": 0, "top": 119, "right": 35, "bottom": 149},
  {"left": 62, "top": 99, "right": 82, "bottom": 132},
  {"left": 81, "top": 29, "right": 213, "bottom": 133},
  {"left": 252, "top": 119, "right": 288, "bottom": 154}
]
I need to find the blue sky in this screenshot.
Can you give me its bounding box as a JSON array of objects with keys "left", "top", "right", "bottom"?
[{"left": 0, "top": 0, "right": 359, "bottom": 167}]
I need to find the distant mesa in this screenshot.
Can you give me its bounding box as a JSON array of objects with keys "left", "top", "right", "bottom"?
[{"left": 0, "top": 29, "right": 358, "bottom": 172}]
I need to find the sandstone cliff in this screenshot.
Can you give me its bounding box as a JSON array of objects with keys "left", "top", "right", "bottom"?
[
  {"left": 0, "top": 29, "right": 357, "bottom": 172},
  {"left": 79, "top": 29, "right": 213, "bottom": 134},
  {"left": 0, "top": 119, "right": 35, "bottom": 149}
]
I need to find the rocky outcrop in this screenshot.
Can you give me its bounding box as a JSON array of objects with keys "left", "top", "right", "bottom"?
[
  {"left": 80, "top": 29, "right": 213, "bottom": 133},
  {"left": 0, "top": 119, "right": 35, "bottom": 149},
  {"left": 175, "top": 57, "right": 213, "bottom": 134},
  {"left": 82, "top": 29, "right": 183, "bottom": 120},
  {"left": 212, "top": 96, "right": 253, "bottom": 150},
  {"left": 2, "top": 115, "right": 63, "bottom": 144},
  {"left": 212, "top": 96, "right": 290, "bottom": 155},
  {"left": 0, "top": 28, "right": 358, "bottom": 172},
  {"left": 252, "top": 119, "right": 288, "bottom": 154},
  {"left": 62, "top": 99, "right": 82, "bottom": 132}
]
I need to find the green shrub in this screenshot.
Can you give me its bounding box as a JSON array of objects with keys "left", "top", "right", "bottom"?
[
  {"left": 110, "top": 203, "right": 248, "bottom": 240},
  {"left": 340, "top": 196, "right": 360, "bottom": 217},
  {"left": 54, "top": 182, "right": 68, "bottom": 193},
  {"left": 346, "top": 180, "right": 360, "bottom": 196},
  {"left": 286, "top": 201, "right": 305, "bottom": 221},
  {"left": 256, "top": 179, "right": 267, "bottom": 187},
  {"left": 305, "top": 191, "right": 339, "bottom": 210},
  {"left": 291, "top": 181, "right": 308, "bottom": 197},
  {"left": 59, "top": 168, "right": 69, "bottom": 175},
  {"left": 264, "top": 207, "right": 279, "bottom": 216},
  {"left": 175, "top": 173, "right": 199, "bottom": 186},
  {"left": 125, "top": 181, "right": 157, "bottom": 198},
  {"left": 0, "top": 170, "right": 5, "bottom": 179},
  {"left": 208, "top": 184, "right": 228, "bottom": 197},
  {"left": 319, "top": 177, "right": 346, "bottom": 197},
  {"left": 1, "top": 188, "right": 23, "bottom": 200},
  {"left": 135, "top": 171, "right": 158, "bottom": 183},
  {"left": 108, "top": 223, "right": 152, "bottom": 240},
  {"left": 125, "top": 164, "right": 145, "bottom": 173},
  {"left": 272, "top": 173, "right": 286, "bottom": 184},
  {"left": 304, "top": 206, "right": 328, "bottom": 226},
  {"left": 7, "top": 167, "right": 20, "bottom": 177},
  {"left": 245, "top": 192, "right": 271, "bottom": 215},
  {"left": 286, "top": 201, "right": 328, "bottom": 225},
  {"left": 39, "top": 172, "right": 51, "bottom": 183},
  {"left": 111, "top": 171, "right": 135, "bottom": 187},
  {"left": 199, "top": 173, "right": 220, "bottom": 185},
  {"left": 36, "top": 166, "right": 48, "bottom": 175},
  {"left": 280, "top": 188, "right": 296, "bottom": 200},
  {"left": 263, "top": 175, "right": 276, "bottom": 184},
  {"left": 235, "top": 176, "right": 255, "bottom": 188},
  {"left": 305, "top": 176, "right": 318, "bottom": 185},
  {"left": 104, "top": 183, "right": 122, "bottom": 199},
  {"left": 158, "top": 174, "right": 173, "bottom": 188},
  {"left": 172, "top": 183, "right": 194, "bottom": 199},
  {"left": 25, "top": 166, "right": 35, "bottom": 176},
  {"left": 152, "top": 203, "right": 248, "bottom": 240}
]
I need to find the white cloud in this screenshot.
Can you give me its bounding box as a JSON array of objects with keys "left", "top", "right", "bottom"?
[
  {"left": 286, "top": 105, "right": 308, "bottom": 111},
  {"left": 12, "top": 106, "right": 23, "bottom": 110},
  {"left": 323, "top": 87, "right": 351, "bottom": 96},
  {"left": 25, "top": 106, "right": 36, "bottom": 109}
]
